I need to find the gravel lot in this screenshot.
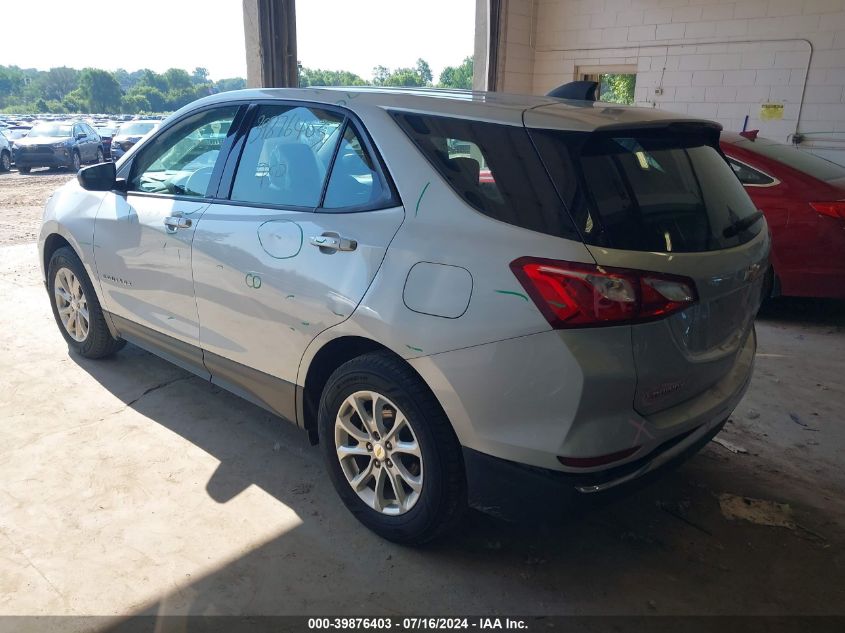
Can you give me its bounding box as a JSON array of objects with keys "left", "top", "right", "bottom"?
[
  {"left": 0, "top": 167, "right": 843, "bottom": 620},
  {"left": 0, "top": 169, "right": 74, "bottom": 246}
]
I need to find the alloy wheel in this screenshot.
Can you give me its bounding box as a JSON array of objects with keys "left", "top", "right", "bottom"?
[
  {"left": 54, "top": 267, "right": 89, "bottom": 342},
  {"left": 334, "top": 390, "right": 423, "bottom": 515}
]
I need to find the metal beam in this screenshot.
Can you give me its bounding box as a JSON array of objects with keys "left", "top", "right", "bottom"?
[{"left": 243, "top": 0, "right": 298, "bottom": 88}]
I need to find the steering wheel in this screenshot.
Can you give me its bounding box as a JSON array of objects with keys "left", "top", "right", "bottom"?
[{"left": 184, "top": 166, "right": 215, "bottom": 196}]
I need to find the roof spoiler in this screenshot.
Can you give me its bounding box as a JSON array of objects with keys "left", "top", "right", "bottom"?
[{"left": 546, "top": 81, "right": 599, "bottom": 101}]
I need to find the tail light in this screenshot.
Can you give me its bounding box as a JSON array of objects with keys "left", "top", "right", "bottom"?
[
  {"left": 510, "top": 257, "right": 697, "bottom": 329},
  {"left": 810, "top": 201, "right": 845, "bottom": 220}
]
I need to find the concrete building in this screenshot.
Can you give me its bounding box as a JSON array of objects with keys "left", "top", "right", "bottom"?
[{"left": 476, "top": 0, "right": 845, "bottom": 163}]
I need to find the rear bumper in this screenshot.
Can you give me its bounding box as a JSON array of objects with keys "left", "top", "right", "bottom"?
[
  {"left": 410, "top": 325, "right": 756, "bottom": 472},
  {"left": 463, "top": 415, "right": 727, "bottom": 522}
]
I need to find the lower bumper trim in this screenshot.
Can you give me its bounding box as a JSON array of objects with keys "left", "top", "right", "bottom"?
[{"left": 463, "top": 417, "right": 727, "bottom": 522}]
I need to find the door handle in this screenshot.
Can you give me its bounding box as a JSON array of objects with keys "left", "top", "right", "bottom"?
[
  {"left": 164, "top": 216, "right": 192, "bottom": 232},
  {"left": 309, "top": 234, "right": 357, "bottom": 252}
]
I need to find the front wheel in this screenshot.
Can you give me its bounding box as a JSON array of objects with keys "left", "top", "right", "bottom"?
[
  {"left": 0, "top": 151, "right": 10, "bottom": 172},
  {"left": 318, "top": 351, "right": 466, "bottom": 544},
  {"left": 95, "top": 148, "right": 104, "bottom": 163},
  {"left": 19, "top": 166, "right": 31, "bottom": 174},
  {"left": 47, "top": 247, "right": 125, "bottom": 358},
  {"left": 70, "top": 151, "right": 81, "bottom": 172}
]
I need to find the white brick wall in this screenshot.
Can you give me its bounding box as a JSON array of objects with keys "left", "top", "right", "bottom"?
[{"left": 500, "top": 0, "right": 845, "bottom": 159}]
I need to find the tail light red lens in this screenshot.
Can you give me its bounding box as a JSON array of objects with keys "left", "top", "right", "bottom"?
[
  {"left": 510, "top": 257, "right": 697, "bottom": 328},
  {"left": 810, "top": 201, "right": 845, "bottom": 220}
]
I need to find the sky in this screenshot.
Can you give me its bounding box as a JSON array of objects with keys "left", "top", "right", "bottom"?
[{"left": 2, "top": 0, "right": 476, "bottom": 82}]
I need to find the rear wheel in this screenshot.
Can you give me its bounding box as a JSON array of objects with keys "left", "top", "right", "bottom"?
[
  {"left": 0, "top": 151, "right": 10, "bottom": 172},
  {"left": 318, "top": 351, "right": 466, "bottom": 544},
  {"left": 48, "top": 247, "right": 125, "bottom": 358}
]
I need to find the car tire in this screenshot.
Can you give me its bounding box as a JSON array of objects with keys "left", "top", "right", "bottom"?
[
  {"left": 19, "top": 166, "right": 30, "bottom": 174},
  {"left": 95, "top": 148, "right": 104, "bottom": 163},
  {"left": 47, "top": 246, "right": 125, "bottom": 359},
  {"left": 318, "top": 351, "right": 466, "bottom": 545},
  {"left": 0, "top": 151, "right": 10, "bottom": 172},
  {"left": 70, "top": 151, "right": 81, "bottom": 172}
]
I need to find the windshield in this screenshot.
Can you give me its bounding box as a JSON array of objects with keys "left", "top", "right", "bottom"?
[
  {"left": 532, "top": 128, "right": 763, "bottom": 253},
  {"left": 738, "top": 137, "right": 845, "bottom": 182},
  {"left": 119, "top": 122, "right": 156, "bottom": 136},
  {"left": 28, "top": 123, "right": 73, "bottom": 138}
]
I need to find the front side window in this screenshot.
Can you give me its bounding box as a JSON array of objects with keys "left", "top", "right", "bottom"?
[
  {"left": 129, "top": 106, "right": 238, "bottom": 197},
  {"left": 728, "top": 158, "right": 775, "bottom": 186},
  {"left": 390, "top": 111, "right": 579, "bottom": 240},
  {"left": 230, "top": 105, "right": 344, "bottom": 208},
  {"left": 323, "top": 124, "right": 388, "bottom": 209}
]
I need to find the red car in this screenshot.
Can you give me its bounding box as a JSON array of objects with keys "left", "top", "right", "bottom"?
[{"left": 720, "top": 132, "right": 845, "bottom": 300}]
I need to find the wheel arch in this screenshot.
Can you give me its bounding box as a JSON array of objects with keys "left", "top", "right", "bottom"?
[
  {"left": 299, "top": 335, "right": 448, "bottom": 445},
  {"left": 42, "top": 233, "right": 75, "bottom": 278}
]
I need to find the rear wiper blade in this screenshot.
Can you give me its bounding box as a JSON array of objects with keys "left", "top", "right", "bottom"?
[{"left": 723, "top": 210, "right": 764, "bottom": 238}]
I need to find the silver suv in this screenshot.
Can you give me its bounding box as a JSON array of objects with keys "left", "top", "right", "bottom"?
[{"left": 39, "top": 88, "right": 769, "bottom": 543}]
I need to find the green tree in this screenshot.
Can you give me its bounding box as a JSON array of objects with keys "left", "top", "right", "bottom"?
[
  {"left": 599, "top": 74, "right": 635, "bottom": 104},
  {"left": 0, "top": 66, "right": 25, "bottom": 98},
  {"left": 42, "top": 67, "right": 79, "bottom": 101},
  {"left": 164, "top": 68, "right": 193, "bottom": 93},
  {"left": 438, "top": 56, "right": 473, "bottom": 89},
  {"left": 122, "top": 93, "right": 151, "bottom": 114},
  {"left": 125, "top": 85, "right": 167, "bottom": 112},
  {"left": 191, "top": 67, "right": 210, "bottom": 85},
  {"left": 77, "top": 68, "right": 123, "bottom": 112},
  {"left": 299, "top": 67, "right": 366, "bottom": 87},
  {"left": 372, "top": 60, "right": 432, "bottom": 87},
  {"left": 372, "top": 65, "right": 390, "bottom": 85},
  {"left": 138, "top": 69, "right": 168, "bottom": 93},
  {"left": 215, "top": 77, "right": 247, "bottom": 92},
  {"left": 415, "top": 59, "right": 433, "bottom": 84}
]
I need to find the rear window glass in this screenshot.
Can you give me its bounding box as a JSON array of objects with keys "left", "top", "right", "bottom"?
[
  {"left": 736, "top": 137, "right": 845, "bottom": 182},
  {"left": 531, "top": 129, "right": 763, "bottom": 253},
  {"left": 390, "top": 112, "right": 579, "bottom": 241},
  {"left": 727, "top": 158, "right": 776, "bottom": 186}
]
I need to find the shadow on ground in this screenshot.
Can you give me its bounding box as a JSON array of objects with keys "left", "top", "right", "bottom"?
[
  {"left": 757, "top": 297, "right": 845, "bottom": 327},
  {"left": 68, "top": 342, "right": 844, "bottom": 621}
]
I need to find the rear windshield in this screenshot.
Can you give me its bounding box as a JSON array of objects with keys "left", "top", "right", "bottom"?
[
  {"left": 736, "top": 137, "right": 845, "bottom": 182},
  {"left": 531, "top": 129, "right": 763, "bottom": 253},
  {"left": 390, "top": 111, "right": 579, "bottom": 241}
]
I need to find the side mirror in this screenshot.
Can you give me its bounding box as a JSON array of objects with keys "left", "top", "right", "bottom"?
[
  {"left": 76, "top": 133, "right": 86, "bottom": 140},
  {"left": 78, "top": 162, "right": 116, "bottom": 191}
]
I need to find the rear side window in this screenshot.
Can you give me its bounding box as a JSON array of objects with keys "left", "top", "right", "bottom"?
[
  {"left": 323, "top": 123, "right": 389, "bottom": 210},
  {"left": 390, "top": 111, "right": 579, "bottom": 240},
  {"left": 727, "top": 158, "right": 775, "bottom": 186},
  {"left": 532, "top": 129, "right": 763, "bottom": 253}
]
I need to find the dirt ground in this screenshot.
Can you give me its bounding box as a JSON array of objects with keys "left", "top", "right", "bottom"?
[
  {"left": 0, "top": 169, "right": 74, "bottom": 246},
  {"left": 0, "top": 168, "right": 843, "bottom": 623}
]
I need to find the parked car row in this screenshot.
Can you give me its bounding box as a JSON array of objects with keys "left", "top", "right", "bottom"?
[{"left": 0, "top": 115, "right": 161, "bottom": 172}]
